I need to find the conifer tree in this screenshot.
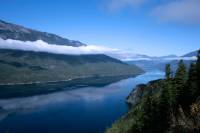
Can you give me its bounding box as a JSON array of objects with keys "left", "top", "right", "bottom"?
[
  {"left": 164, "top": 64, "right": 175, "bottom": 107},
  {"left": 159, "top": 84, "right": 170, "bottom": 130},
  {"left": 165, "top": 64, "right": 172, "bottom": 80},
  {"left": 187, "top": 63, "right": 198, "bottom": 102},
  {"left": 174, "top": 60, "right": 187, "bottom": 105},
  {"left": 196, "top": 50, "right": 200, "bottom": 95},
  {"left": 175, "top": 60, "right": 187, "bottom": 82},
  {"left": 139, "top": 96, "right": 159, "bottom": 132}
]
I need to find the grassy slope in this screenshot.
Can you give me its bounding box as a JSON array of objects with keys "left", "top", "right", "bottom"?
[{"left": 0, "top": 49, "right": 144, "bottom": 84}]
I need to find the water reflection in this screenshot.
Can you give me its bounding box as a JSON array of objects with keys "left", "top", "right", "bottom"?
[
  {"left": 0, "top": 77, "right": 135, "bottom": 121},
  {"left": 0, "top": 76, "right": 134, "bottom": 99},
  {"left": 0, "top": 71, "right": 164, "bottom": 133}
]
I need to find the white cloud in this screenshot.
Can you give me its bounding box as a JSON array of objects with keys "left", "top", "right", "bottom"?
[
  {"left": 0, "top": 38, "right": 118, "bottom": 55},
  {"left": 152, "top": 0, "right": 200, "bottom": 24},
  {"left": 0, "top": 38, "right": 142, "bottom": 61},
  {"left": 164, "top": 56, "right": 197, "bottom": 61},
  {"left": 103, "top": 0, "right": 200, "bottom": 24},
  {"left": 0, "top": 39, "right": 196, "bottom": 61},
  {"left": 104, "top": 0, "right": 147, "bottom": 12}
]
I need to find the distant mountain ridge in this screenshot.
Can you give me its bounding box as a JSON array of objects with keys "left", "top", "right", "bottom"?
[
  {"left": 126, "top": 50, "right": 198, "bottom": 71},
  {"left": 125, "top": 51, "right": 198, "bottom": 61},
  {"left": 0, "top": 19, "right": 86, "bottom": 47},
  {"left": 182, "top": 50, "right": 198, "bottom": 57}
]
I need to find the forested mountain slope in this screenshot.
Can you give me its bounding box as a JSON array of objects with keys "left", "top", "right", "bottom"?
[{"left": 0, "top": 49, "right": 144, "bottom": 84}]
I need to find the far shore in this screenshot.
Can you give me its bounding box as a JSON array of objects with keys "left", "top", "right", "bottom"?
[{"left": 0, "top": 73, "right": 143, "bottom": 86}]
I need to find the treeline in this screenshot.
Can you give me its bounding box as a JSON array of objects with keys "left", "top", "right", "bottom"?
[{"left": 131, "top": 50, "right": 200, "bottom": 133}]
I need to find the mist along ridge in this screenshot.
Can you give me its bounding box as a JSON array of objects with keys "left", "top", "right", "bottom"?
[{"left": 106, "top": 50, "right": 200, "bottom": 133}]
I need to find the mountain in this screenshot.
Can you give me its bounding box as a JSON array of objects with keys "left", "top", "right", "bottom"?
[
  {"left": 0, "top": 19, "right": 144, "bottom": 84},
  {"left": 159, "top": 54, "right": 178, "bottom": 59},
  {"left": 182, "top": 50, "right": 198, "bottom": 57},
  {"left": 126, "top": 50, "right": 198, "bottom": 72},
  {"left": 157, "top": 51, "right": 198, "bottom": 71},
  {"left": 123, "top": 54, "right": 179, "bottom": 61},
  {"left": 0, "top": 19, "right": 86, "bottom": 47},
  {"left": 127, "top": 59, "right": 194, "bottom": 72},
  {"left": 0, "top": 49, "right": 144, "bottom": 84},
  {"left": 126, "top": 60, "right": 164, "bottom": 71}
]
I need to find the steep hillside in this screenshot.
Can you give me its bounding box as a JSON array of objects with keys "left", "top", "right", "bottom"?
[
  {"left": 0, "top": 19, "right": 86, "bottom": 46},
  {"left": 182, "top": 50, "right": 198, "bottom": 57},
  {"left": 0, "top": 49, "right": 144, "bottom": 84}
]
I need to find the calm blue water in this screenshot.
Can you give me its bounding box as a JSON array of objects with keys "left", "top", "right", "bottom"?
[{"left": 0, "top": 71, "right": 164, "bottom": 133}]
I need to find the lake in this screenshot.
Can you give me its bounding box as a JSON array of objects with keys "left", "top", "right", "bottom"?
[{"left": 0, "top": 70, "right": 164, "bottom": 133}]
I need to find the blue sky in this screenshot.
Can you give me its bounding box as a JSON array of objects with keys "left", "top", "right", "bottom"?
[{"left": 0, "top": 0, "right": 200, "bottom": 56}]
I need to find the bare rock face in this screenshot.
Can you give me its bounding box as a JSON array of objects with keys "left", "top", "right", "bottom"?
[
  {"left": 126, "top": 79, "right": 163, "bottom": 106},
  {"left": 126, "top": 84, "right": 146, "bottom": 106}
]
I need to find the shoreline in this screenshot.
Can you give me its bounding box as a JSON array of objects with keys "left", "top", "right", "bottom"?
[{"left": 0, "top": 73, "right": 143, "bottom": 86}]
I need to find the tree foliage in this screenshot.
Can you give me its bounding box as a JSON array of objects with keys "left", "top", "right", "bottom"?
[
  {"left": 165, "top": 64, "right": 172, "bottom": 80},
  {"left": 187, "top": 63, "right": 198, "bottom": 102},
  {"left": 196, "top": 50, "right": 200, "bottom": 96},
  {"left": 174, "top": 60, "right": 187, "bottom": 105}
]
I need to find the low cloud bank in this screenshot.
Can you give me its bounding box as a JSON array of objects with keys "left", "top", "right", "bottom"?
[
  {"left": 0, "top": 38, "right": 197, "bottom": 61},
  {"left": 0, "top": 38, "right": 118, "bottom": 55},
  {"left": 164, "top": 56, "right": 197, "bottom": 61},
  {"left": 0, "top": 38, "right": 141, "bottom": 61}
]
